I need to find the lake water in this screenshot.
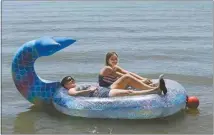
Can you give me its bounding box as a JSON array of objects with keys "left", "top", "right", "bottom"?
[{"left": 2, "top": 1, "right": 213, "bottom": 134}]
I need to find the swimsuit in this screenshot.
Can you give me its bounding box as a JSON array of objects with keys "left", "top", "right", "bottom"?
[
  {"left": 98, "top": 75, "right": 117, "bottom": 88},
  {"left": 76, "top": 84, "right": 110, "bottom": 98}
]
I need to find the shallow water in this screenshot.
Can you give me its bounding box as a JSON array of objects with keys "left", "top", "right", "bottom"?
[{"left": 2, "top": 1, "right": 213, "bottom": 134}]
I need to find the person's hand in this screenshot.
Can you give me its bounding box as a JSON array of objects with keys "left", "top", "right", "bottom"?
[{"left": 88, "top": 86, "right": 98, "bottom": 92}]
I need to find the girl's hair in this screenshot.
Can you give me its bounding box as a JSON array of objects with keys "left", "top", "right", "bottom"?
[
  {"left": 105, "top": 52, "right": 118, "bottom": 66},
  {"left": 60, "top": 76, "right": 75, "bottom": 88}
]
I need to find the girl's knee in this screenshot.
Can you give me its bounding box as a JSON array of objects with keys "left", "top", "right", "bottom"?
[{"left": 122, "top": 74, "right": 132, "bottom": 80}]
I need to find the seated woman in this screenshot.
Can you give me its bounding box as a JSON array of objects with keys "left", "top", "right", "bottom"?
[
  {"left": 99, "top": 52, "right": 167, "bottom": 95},
  {"left": 60, "top": 75, "right": 167, "bottom": 98}
]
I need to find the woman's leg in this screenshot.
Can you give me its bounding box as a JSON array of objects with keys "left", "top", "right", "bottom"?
[{"left": 110, "top": 74, "right": 158, "bottom": 90}]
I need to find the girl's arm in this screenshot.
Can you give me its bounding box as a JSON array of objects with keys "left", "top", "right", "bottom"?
[
  {"left": 114, "top": 65, "right": 128, "bottom": 74},
  {"left": 116, "top": 66, "right": 146, "bottom": 80},
  {"left": 101, "top": 66, "right": 150, "bottom": 83},
  {"left": 116, "top": 66, "right": 152, "bottom": 84},
  {"left": 100, "top": 66, "right": 124, "bottom": 78},
  {"left": 68, "top": 87, "right": 96, "bottom": 96},
  {"left": 129, "top": 72, "right": 146, "bottom": 80},
  {"left": 115, "top": 71, "right": 125, "bottom": 77}
]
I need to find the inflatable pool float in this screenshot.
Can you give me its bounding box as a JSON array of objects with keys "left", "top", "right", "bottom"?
[
  {"left": 53, "top": 80, "right": 187, "bottom": 119},
  {"left": 12, "top": 37, "right": 187, "bottom": 119}
]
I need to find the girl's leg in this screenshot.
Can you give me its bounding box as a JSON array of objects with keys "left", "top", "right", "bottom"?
[
  {"left": 109, "top": 88, "right": 160, "bottom": 97},
  {"left": 128, "top": 72, "right": 152, "bottom": 84},
  {"left": 110, "top": 74, "right": 158, "bottom": 90},
  {"left": 109, "top": 89, "right": 132, "bottom": 97}
]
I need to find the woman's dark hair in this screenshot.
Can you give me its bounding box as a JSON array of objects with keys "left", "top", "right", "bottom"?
[
  {"left": 105, "top": 52, "right": 118, "bottom": 66},
  {"left": 60, "top": 76, "right": 75, "bottom": 87}
]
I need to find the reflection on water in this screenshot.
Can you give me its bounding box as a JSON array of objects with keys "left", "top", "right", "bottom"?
[
  {"left": 185, "top": 108, "right": 200, "bottom": 116},
  {"left": 13, "top": 104, "right": 65, "bottom": 134},
  {"left": 3, "top": 0, "right": 212, "bottom": 134},
  {"left": 14, "top": 109, "right": 36, "bottom": 134},
  {"left": 13, "top": 104, "right": 199, "bottom": 134}
]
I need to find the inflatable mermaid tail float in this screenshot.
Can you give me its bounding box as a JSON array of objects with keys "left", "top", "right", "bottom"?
[{"left": 11, "top": 37, "right": 76, "bottom": 105}]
